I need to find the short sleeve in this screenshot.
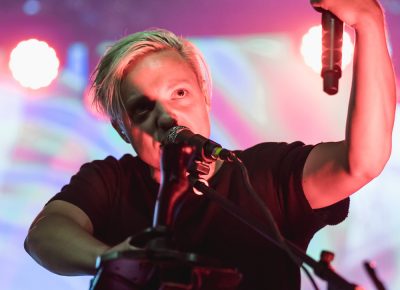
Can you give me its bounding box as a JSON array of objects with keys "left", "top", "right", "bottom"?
[
  {"left": 47, "top": 156, "right": 121, "bottom": 236},
  {"left": 234, "top": 141, "right": 349, "bottom": 248},
  {"left": 278, "top": 142, "right": 349, "bottom": 246}
]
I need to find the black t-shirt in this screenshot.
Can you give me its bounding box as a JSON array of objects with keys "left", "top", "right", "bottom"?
[{"left": 49, "top": 141, "right": 349, "bottom": 289}]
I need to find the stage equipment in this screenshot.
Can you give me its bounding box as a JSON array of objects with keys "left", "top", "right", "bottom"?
[{"left": 90, "top": 143, "right": 242, "bottom": 290}]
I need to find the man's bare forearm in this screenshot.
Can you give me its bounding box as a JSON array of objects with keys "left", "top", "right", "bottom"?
[
  {"left": 25, "top": 214, "right": 109, "bottom": 276},
  {"left": 345, "top": 12, "right": 396, "bottom": 178}
]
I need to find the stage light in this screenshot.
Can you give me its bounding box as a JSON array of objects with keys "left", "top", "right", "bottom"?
[
  {"left": 23, "top": 0, "right": 41, "bottom": 15},
  {"left": 300, "top": 25, "right": 354, "bottom": 73},
  {"left": 9, "top": 39, "right": 59, "bottom": 90}
]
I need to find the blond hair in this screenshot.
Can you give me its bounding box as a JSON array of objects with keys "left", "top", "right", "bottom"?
[{"left": 90, "top": 29, "right": 212, "bottom": 121}]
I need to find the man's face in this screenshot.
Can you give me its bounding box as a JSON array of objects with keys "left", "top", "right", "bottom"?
[{"left": 118, "top": 49, "right": 211, "bottom": 174}]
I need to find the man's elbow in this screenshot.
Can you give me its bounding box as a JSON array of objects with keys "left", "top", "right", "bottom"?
[
  {"left": 24, "top": 235, "right": 31, "bottom": 255},
  {"left": 349, "top": 141, "right": 392, "bottom": 180},
  {"left": 24, "top": 229, "right": 44, "bottom": 267},
  {"left": 24, "top": 231, "right": 66, "bottom": 276},
  {"left": 24, "top": 226, "right": 37, "bottom": 256},
  {"left": 350, "top": 156, "right": 389, "bottom": 181}
]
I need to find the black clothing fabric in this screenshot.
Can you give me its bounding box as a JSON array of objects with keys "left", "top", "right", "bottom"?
[{"left": 49, "top": 141, "right": 349, "bottom": 289}]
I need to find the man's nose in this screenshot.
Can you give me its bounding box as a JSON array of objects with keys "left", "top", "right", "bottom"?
[
  {"left": 155, "top": 102, "right": 177, "bottom": 132},
  {"left": 157, "top": 113, "right": 177, "bottom": 130}
]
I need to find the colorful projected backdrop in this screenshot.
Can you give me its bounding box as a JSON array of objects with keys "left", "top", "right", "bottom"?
[{"left": 0, "top": 33, "right": 399, "bottom": 289}]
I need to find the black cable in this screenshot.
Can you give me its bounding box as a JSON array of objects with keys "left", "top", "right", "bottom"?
[
  {"left": 364, "top": 261, "right": 386, "bottom": 290},
  {"left": 233, "top": 155, "right": 320, "bottom": 290}
]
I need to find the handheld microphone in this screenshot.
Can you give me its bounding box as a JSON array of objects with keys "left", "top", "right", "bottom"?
[
  {"left": 162, "top": 126, "right": 235, "bottom": 162},
  {"left": 318, "top": 9, "right": 344, "bottom": 95}
]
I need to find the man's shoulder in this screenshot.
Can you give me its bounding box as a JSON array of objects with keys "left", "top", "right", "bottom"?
[
  {"left": 83, "top": 153, "right": 137, "bottom": 167},
  {"left": 246, "top": 141, "right": 305, "bottom": 150},
  {"left": 240, "top": 141, "right": 308, "bottom": 158},
  {"left": 234, "top": 141, "right": 315, "bottom": 174},
  {"left": 76, "top": 154, "right": 141, "bottom": 177}
]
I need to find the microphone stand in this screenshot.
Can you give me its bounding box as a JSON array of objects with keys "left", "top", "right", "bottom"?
[
  {"left": 90, "top": 143, "right": 242, "bottom": 290},
  {"left": 190, "top": 176, "right": 361, "bottom": 290}
]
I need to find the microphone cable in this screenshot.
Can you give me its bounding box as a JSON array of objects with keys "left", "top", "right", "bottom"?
[{"left": 231, "top": 154, "right": 320, "bottom": 290}]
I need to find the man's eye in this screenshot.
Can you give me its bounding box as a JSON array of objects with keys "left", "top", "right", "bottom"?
[
  {"left": 130, "top": 102, "right": 154, "bottom": 122},
  {"left": 136, "top": 107, "right": 150, "bottom": 116},
  {"left": 173, "top": 88, "right": 188, "bottom": 99}
]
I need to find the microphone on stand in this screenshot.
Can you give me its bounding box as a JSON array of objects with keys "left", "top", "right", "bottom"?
[
  {"left": 162, "top": 126, "right": 236, "bottom": 163},
  {"left": 318, "top": 9, "right": 344, "bottom": 95},
  {"left": 152, "top": 142, "right": 193, "bottom": 228}
]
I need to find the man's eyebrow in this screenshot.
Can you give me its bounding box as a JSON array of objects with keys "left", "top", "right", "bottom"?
[
  {"left": 166, "top": 79, "right": 195, "bottom": 90},
  {"left": 124, "top": 94, "right": 149, "bottom": 108},
  {"left": 125, "top": 94, "right": 154, "bottom": 111}
]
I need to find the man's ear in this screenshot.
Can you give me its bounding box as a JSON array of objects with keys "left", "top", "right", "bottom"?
[
  {"left": 111, "top": 119, "right": 130, "bottom": 144},
  {"left": 206, "top": 101, "right": 211, "bottom": 113},
  {"left": 204, "top": 93, "right": 211, "bottom": 113}
]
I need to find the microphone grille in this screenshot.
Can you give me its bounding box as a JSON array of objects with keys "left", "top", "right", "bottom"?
[{"left": 163, "top": 125, "right": 188, "bottom": 145}]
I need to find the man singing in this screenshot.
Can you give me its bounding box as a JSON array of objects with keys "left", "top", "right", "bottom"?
[{"left": 25, "top": 0, "right": 396, "bottom": 289}]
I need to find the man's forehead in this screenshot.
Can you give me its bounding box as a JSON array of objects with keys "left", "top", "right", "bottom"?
[
  {"left": 121, "top": 56, "right": 198, "bottom": 94},
  {"left": 126, "top": 49, "right": 188, "bottom": 72},
  {"left": 122, "top": 77, "right": 197, "bottom": 101}
]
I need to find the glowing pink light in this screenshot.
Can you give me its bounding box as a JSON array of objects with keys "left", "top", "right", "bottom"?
[
  {"left": 9, "top": 39, "right": 60, "bottom": 90},
  {"left": 300, "top": 25, "right": 354, "bottom": 73}
]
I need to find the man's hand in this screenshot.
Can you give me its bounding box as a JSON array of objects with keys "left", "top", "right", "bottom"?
[
  {"left": 311, "top": 0, "right": 383, "bottom": 28},
  {"left": 101, "top": 236, "right": 140, "bottom": 257}
]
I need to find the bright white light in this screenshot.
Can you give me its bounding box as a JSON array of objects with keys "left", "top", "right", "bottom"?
[
  {"left": 9, "top": 39, "right": 59, "bottom": 90},
  {"left": 300, "top": 25, "right": 354, "bottom": 73}
]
